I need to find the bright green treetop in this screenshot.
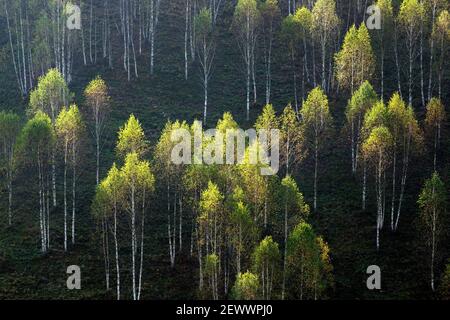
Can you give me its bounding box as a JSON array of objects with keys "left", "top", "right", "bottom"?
[
  {"left": 116, "top": 114, "right": 148, "bottom": 159},
  {"left": 232, "top": 271, "right": 260, "bottom": 300}
]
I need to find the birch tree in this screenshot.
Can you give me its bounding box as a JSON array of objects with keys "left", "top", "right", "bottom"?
[
  {"left": 280, "top": 175, "right": 310, "bottom": 299},
  {"left": 259, "top": 0, "right": 280, "bottom": 104},
  {"left": 398, "top": 0, "right": 425, "bottom": 106},
  {"left": 2, "top": 0, "right": 33, "bottom": 95},
  {"left": 56, "top": 104, "right": 84, "bottom": 250},
  {"left": 432, "top": 10, "right": 450, "bottom": 99},
  {"left": 281, "top": 14, "right": 301, "bottom": 111},
  {"left": 294, "top": 7, "right": 313, "bottom": 103},
  {"left": 362, "top": 126, "right": 392, "bottom": 250},
  {"left": 286, "top": 221, "right": 332, "bottom": 299},
  {"left": 29, "top": 68, "right": 70, "bottom": 207},
  {"left": 372, "top": 0, "right": 393, "bottom": 100},
  {"left": 120, "top": 152, "right": 155, "bottom": 300},
  {"left": 154, "top": 120, "right": 190, "bottom": 267},
  {"left": 426, "top": 0, "right": 446, "bottom": 101},
  {"left": 103, "top": 164, "right": 123, "bottom": 300},
  {"left": 335, "top": 24, "right": 375, "bottom": 95},
  {"left": 387, "top": 94, "right": 423, "bottom": 231},
  {"left": 204, "top": 253, "right": 220, "bottom": 299},
  {"left": 199, "top": 181, "right": 224, "bottom": 299},
  {"left": 345, "top": 81, "right": 377, "bottom": 174},
  {"left": 425, "top": 98, "right": 446, "bottom": 170},
  {"left": 232, "top": 271, "right": 260, "bottom": 300},
  {"left": 418, "top": 172, "right": 447, "bottom": 291},
  {"left": 116, "top": 114, "right": 148, "bottom": 159},
  {"left": 84, "top": 76, "right": 110, "bottom": 185},
  {"left": 195, "top": 8, "right": 215, "bottom": 124},
  {"left": 17, "top": 111, "right": 54, "bottom": 253},
  {"left": 0, "top": 112, "right": 21, "bottom": 226},
  {"left": 252, "top": 236, "right": 280, "bottom": 300},
  {"left": 149, "top": 0, "right": 162, "bottom": 75},
  {"left": 233, "top": 0, "right": 260, "bottom": 121},
  {"left": 280, "top": 104, "right": 304, "bottom": 176},
  {"left": 300, "top": 87, "right": 332, "bottom": 211},
  {"left": 92, "top": 176, "right": 112, "bottom": 291},
  {"left": 93, "top": 163, "right": 124, "bottom": 299},
  {"left": 198, "top": 181, "right": 224, "bottom": 261},
  {"left": 229, "top": 186, "right": 256, "bottom": 276},
  {"left": 311, "top": 0, "right": 339, "bottom": 93}
]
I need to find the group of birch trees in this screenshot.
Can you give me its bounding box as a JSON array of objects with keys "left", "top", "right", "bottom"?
[
  {"left": 2, "top": 0, "right": 449, "bottom": 123},
  {"left": 149, "top": 103, "right": 333, "bottom": 300},
  {"left": 0, "top": 69, "right": 110, "bottom": 255}
]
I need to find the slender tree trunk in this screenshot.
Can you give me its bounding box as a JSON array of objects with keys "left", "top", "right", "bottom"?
[
  {"left": 282, "top": 202, "right": 287, "bottom": 300},
  {"left": 431, "top": 207, "right": 436, "bottom": 291},
  {"left": 185, "top": 0, "right": 189, "bottom": 80},
  {"left": 291, "top": 48, "right": 298, "bottom": 113},
  {"left": 420, "top": 22, "right": 425, "bottom": 108},
  {"left": 314, "top": 136, "right": 318, "bottom": 211},
  {"left": 390, "top": 150, "right": 396, "bottom": 231},
  {"left": 394, "top": 29, "right": 402, "bottom": 97},
  {"left": 137, "top": 189, "right": 146, "bottom": 300},
  {"left": 71, "top": 144, "right": 76, "bottom": 244},
  {"left": 394, "top": 136, "right": 410, "bottom": 231},
  {"left": 408, "top": 38, "right": 413, "bottom": 106},
  {"left": 362, "top": 160, "right": 367, "bottom": 210},
  {"left": 64, "top": 142, "right": 68, "bottom": 251},
  {"left": 131, "top": 186, "right": 136, "bottom": 300},
  {"left": 113, "top": 203, "right": 120, "bottom": 300}
]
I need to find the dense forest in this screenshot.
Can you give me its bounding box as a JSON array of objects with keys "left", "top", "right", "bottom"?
[{"left": 0, "top": 0, "right": 449, "bottom": 300}]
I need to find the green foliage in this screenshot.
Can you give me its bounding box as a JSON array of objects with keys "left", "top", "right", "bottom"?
[
  {"left": 281, "top": 14, "right": 300, "bottom": 50},
  {"left": 216, "top": 112, "right": 239, "bottom": 134},
  {"left": 93, "top": 163, "right": 123, "bottom": 221},
  {"left": 153, "top": 120, "right": 190, "bottom": 182},
  {"left": 16, "top": 111, "right": 54, "bottom": 166},
  {"left": 433, "top": 10, "right": 450, "bottom": 41},
  {"left": 425, "top": 98, "right": 446, "bottom": 130},
  {"left": 255, "top": 104, "right": 278, "bottom": 132},
  {"left": 0, "top": 111, "right": 22, "bottom": 168},
  {"left": 286, "top": 221, "right": 333, "bottom": 299},
  {"left": 279, "top": 104, "right": 304, "bottom": 174},
  {"left": 301, "top": 87, "right": 332, "bottom": 139},
  {"left": 0, "top": 111, "right": 22, "bottom": 149},
  {"left": 29, "top": 68, "right": 70, "bottom": 122},
  {"left": 311, "top": 0, "right": 339, "bottom": 41},
  {"left": 252, "top": 236, "right": 281, "bottom": 299},
  {"left": 346, "top": 81, "right": 378, "bottom": 124},
  {"left": 199, "top": 181, "right": 224, "bottom": 219},
  {"left": 121, "top": 152, "right": 155, "bottom": 200},
  {"left": 55, "top": 104, "right": 84, "bottom": 151},
  {"left": 294, "top": 6, "right": 313, "bottom": 33},
  {"left": 195, "top": 8, "right": 213, "bottom": 39},
  {"left": 234, "top": 0, "right": 259, "bottom": 21},
  {"left": 84, "top": 76, "right": 109, "bottom": 106},
  {"left": 362, "top": 126, "right": 393, "bottom": 164},
  {"left": 232, "top": 271, "right": 260, "bottom": 300},
  {"left": 281, "top": 175, "right": 310, "bottom": 220},
  {"left": 335, "top": 24, "right": 375, "bottom": 92},
  {"left": 362, "top": 100, "right": 390, "bottom": 136},
  {"left": 116, "top": 114, "right": 148, "bottom": 159},
  {"left": 398, "top": 0, "right": 425, "bottom": 31},
  {"left": 418, "top": 172, "right": 447, "bottom": 237}
]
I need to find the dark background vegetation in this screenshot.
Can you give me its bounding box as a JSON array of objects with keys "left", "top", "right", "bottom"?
[{"left": 0, "top": 0, "right": 449, "bottom": 299}]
